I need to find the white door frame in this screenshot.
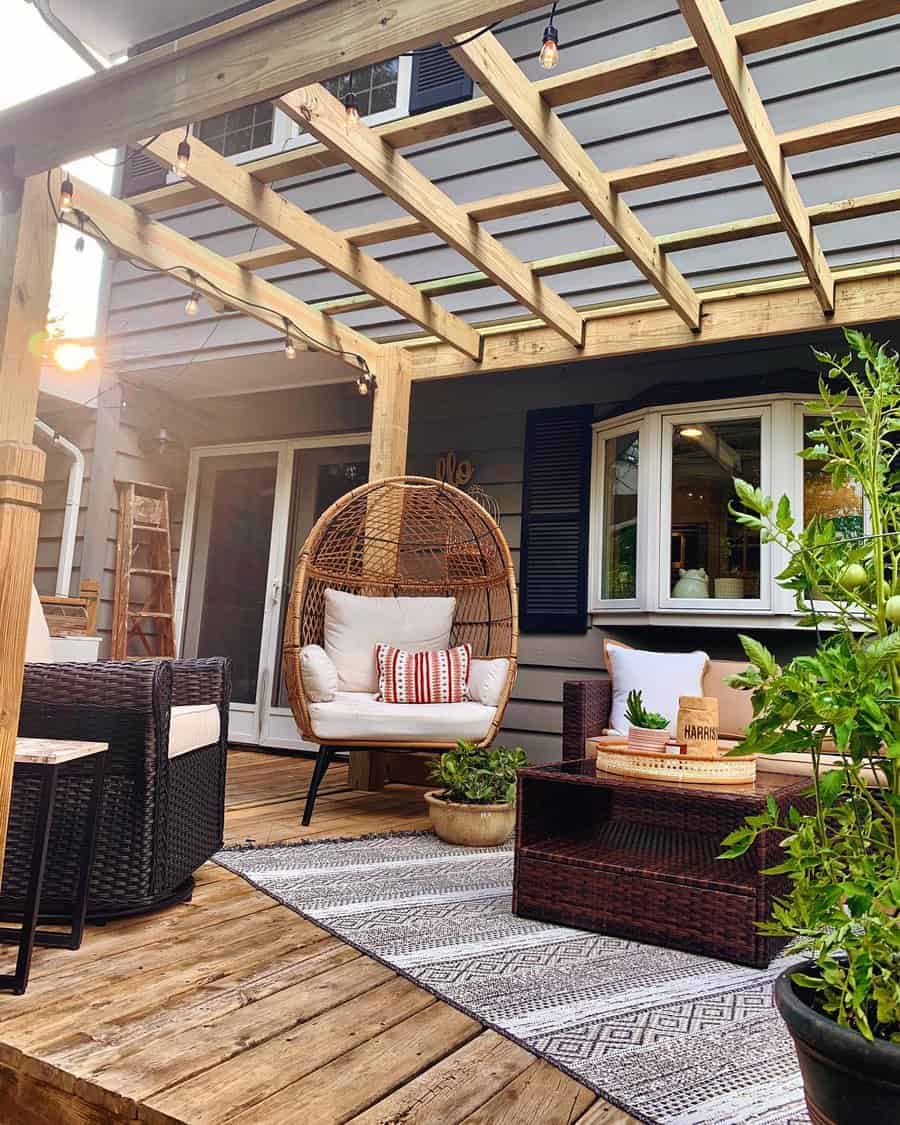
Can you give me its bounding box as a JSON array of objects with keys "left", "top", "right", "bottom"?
[{"left": 175, "top": 433, "right": 370, "bottom": 747}]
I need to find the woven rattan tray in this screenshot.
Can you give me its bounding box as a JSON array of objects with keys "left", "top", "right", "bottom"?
[{"left": 593, "top": 740, "right": 757, "bottom": 785}]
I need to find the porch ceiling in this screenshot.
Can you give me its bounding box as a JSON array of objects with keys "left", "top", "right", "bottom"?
[{"left": 5, "top": 0, "right": 900, "bottom": 387}]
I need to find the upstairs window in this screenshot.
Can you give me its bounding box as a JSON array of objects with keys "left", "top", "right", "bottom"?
[{"left": 195, "top": 101, "right": 276, "bottom": 157}]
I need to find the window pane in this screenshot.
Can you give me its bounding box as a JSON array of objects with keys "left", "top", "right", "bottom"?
[
  {"left": 196, "top": 101, "right": 274, "bottom": 156},
  {"left": 304, "top": 61, "right": 399, "bottom": 133},
  {"left": 670, "top": 417, "right": 761, "bottom": 599},
  {"left": 601, "top": 432, "right": 639, "bottom": 599},
  {"left": 803, "top": 415, "right": 863, "bottom": 536}
]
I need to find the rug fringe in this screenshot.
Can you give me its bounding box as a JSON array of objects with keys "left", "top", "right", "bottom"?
[{"left": 218, "top": 827, "right": 436, "bottom": 853}]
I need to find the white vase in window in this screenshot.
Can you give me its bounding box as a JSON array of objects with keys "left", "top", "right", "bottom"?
[{"left": 672, "top": 568, "right": 709, "bottom": 598}]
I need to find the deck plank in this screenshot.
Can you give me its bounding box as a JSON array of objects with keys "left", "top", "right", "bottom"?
[{"left": 0, "top": 750, "right": 609, "bottom": 1125}]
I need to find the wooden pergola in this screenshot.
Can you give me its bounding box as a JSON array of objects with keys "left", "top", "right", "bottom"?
[{"left": 1, "top": 0, "right": 900, "bottom": 855}]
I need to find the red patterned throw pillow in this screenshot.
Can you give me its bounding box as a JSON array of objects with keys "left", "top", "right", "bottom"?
[{"left": 375, "top": 643, "right": 472, "bottom": 704}]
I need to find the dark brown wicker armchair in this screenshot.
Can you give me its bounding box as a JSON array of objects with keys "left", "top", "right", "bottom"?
[
  {"left": 2, "top": 657, "right": 230, "bottom": 921},
  {"left": 562, "top": 679, "right": 613, "bottom": 760}
]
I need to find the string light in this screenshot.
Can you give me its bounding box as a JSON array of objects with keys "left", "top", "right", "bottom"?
[
  {"left": 74, "top": 212, "right": 86, "bottom": 253},
  {"left": 283, "top": 318, "right": 297, "bottom": 359},
  {"left": 54, "top": 342, "right": 96, "bottom": 372},
  {"left": 175, "top": 127, "right": 191, "bottom": 176},
  {"left": 185, "top": 291, "right": 200, "bottom": 316},
  {"left": 343, "top": 89, "right": 360, "bottom": 124},
  {"left": 539, "top": 2, "right": 560, "bottom": 69},
  {"left": 59, "top": 174, "right": 74, "bottom": 213},
  {"left": 356, "top": 365, "right": 376, "bottom": 396}
]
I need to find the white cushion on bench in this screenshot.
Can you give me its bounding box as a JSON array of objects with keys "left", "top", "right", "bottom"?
[
  {"left": 468, "top": 658, "right": 511, "bottom": 707},
  {"left": 309, "top": 692, "right": 495, "bottom": 743},
  {"left": 169, "top": 704, "right": 221, "bottom": 760}
]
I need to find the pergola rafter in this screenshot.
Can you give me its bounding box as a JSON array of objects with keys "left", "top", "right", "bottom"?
[{"left": 277, "top": 84, "right": 586, "bottom": 347}]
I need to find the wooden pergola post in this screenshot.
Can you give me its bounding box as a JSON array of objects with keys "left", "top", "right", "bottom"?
[
  {"left": 0, "top": 168, "right": 59, "bottom": 866},
  {"left": 348, "top": 347, "right": 413, "bottom": 791}
]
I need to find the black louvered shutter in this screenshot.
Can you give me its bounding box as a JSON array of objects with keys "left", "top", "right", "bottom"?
[
  {"left": 120, "top": 147, "right": 169, "bottom": 198},
  {"left": 409, "top": 46, "right": 474, "bottom": 114},
  {"left": 519, "top": 404, "right": 593, "bottom": 634}
]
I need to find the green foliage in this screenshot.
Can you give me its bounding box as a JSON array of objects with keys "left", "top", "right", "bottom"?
[
  {"left": 429, "top": 740, "right": 528, "bottom": 805},
  {"left": 624, "top": 689, "right": 670, "bottom": 730},
  {"left": 723, "top": 330, "right": 900, "bottom": 1043}
]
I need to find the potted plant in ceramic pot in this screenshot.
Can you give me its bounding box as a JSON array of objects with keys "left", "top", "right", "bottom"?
[
  {"left": 721, "top": 330, "right": 900, "bottom": 1123},
  {"left": 624, "top": 689, "right": 671, "bottom": 751},
  {"left": 426, "top": 740, "right": 527, "bottom": 847}
]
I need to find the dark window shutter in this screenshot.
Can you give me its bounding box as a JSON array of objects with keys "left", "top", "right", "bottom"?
[
  {"left": 520, "top": 404, "right": 593, "bottom": 634},
  {"left": 120, "top": 147, "right": 169, "bottom": 198},
  {"left": 409, "top": 46, "right": 473, "bottom": 115}
]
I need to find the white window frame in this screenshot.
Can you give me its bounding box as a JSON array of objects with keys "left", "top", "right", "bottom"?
[
  {"left": 168, "top": 56, "right": 413, "bottom": 180},
  {"left": 588, "top": 392, "right": 847, "bottom": 627}
]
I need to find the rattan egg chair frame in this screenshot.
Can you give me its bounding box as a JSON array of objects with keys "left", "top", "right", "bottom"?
[{"left": 284, "top": 476, "right": 518, "bottom": 824}]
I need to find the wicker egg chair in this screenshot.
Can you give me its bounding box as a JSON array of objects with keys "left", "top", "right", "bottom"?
[{"left": 284, "top": 476, "right": 518, "bottom": 824}]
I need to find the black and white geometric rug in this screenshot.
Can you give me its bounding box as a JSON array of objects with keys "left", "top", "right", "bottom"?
[{"left": 216, "top": 833, "right": 808, "bottom": 1125}]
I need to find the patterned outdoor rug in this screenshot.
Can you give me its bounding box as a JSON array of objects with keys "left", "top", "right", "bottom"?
[{"left": 216, "top": 832, "right": 808, "bottom": 1125}]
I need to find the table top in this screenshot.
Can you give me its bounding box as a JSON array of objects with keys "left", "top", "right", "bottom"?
[
  {"left": 15, "top": 738, "right": 108, "bottom": 766},
  {"left": 519, "top": 758, "right": 810, "bottom": 800}
]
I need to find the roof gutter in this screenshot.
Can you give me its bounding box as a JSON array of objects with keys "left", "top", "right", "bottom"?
[{"left": 26, "top": 0, "right": 109, "bottom": 72}]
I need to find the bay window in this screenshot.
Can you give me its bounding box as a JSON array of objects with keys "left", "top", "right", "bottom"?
[{"left": 590, "top": 393, "right": 857, "bottom": 624}]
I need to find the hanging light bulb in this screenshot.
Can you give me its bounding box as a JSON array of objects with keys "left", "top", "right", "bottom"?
[
  {"left": 74, "top": 235, "right": 86, "bottom": 253},
  {"left": 185, "top": 291, "right": 200, "bottom": 316},
  {"left": 539, "top": 22, "right": 560, "bottom": 69},
  {"left": 343, "top": 89, "right": 360, "bottom": 125},
  {"left": 59, "top": 175, "right": 74, "bottom": 213},
  {"left": 356, "top": 373, "right": 370, "bottom": 396},
  {"left": 284, "top": 337, "right": 297, "bottom": 360},
  {"left": 54, "top": 342, "right": 96, "bottom": 373},
  {"left": 175, "top": 137, "right": 191, "bottom": 177}
]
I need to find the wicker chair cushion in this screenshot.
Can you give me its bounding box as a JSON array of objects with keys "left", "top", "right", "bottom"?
[
  {"left": 300, "top": 645, "right": 338, "bottom": 702},
  {"left": 26, "top": 586, "right": 53, "bottom": 663},
  {"left": 323, "top": 589, "right": 455, "bottom": 692},
  {"left": 607, "top": 645, "right": 708, "bottom": 734},
  {"left": 168, "top": 703, "right": 221, "bottom": 759},
  {"left": 469, "top": 659, "right": 511, "bottom": 707},
  {"left": 308, "top": 691, "right": 496, "bottom": 742}
]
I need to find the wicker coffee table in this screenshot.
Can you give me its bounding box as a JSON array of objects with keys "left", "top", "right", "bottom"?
[{"left": 513, "top": 758, "right": 812, "bottom": 967}]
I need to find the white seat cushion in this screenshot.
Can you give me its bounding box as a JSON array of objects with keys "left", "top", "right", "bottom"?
[
  {"left": 308, "top": 692, "right": 496, "bottom": 743},
  {"left": 168, "top": 704, "right": 221, "bottom": 760},
  {"left": 468, "top": 658, "right": 511, "bottom": 707},
  {"left": 323, "top": 589, "right": 455, "bottom": 692}
]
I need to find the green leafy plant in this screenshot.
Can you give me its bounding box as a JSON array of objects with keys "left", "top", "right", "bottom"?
[
  {"left": 624, "top": 689, "right": 669, "bottom": 730},
  {"left": 721, "top": 329, "right": 900, "bottom": 1043},
  {"left": 429, "top": 740, "right": 528, "bottom": 805}
]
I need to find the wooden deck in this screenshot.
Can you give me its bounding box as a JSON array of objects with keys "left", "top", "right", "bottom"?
[{"left": 0, "top": 750, "right": 635, "bottom": 1124}]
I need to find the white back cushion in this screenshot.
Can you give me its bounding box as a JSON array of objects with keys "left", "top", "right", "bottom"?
[
  {"left": 468, "top": 658, "right": 511, "bottom": 707},
  {"left": 607, "top": 645, "right": 708, "bottom": 734},
  {"left": 323, "top": 589, "right": 455, "bottom": 692},
  {"left": 26, "top": 586, "right": 53, "bottom": 664},
  {"left": 300, "top": 644, "right": 338, "bottom": 702}
]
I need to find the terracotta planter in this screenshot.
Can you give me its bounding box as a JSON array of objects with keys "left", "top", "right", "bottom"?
[
  {"left": 425, "top": 791, "right": 516, "bottom": 847},
  {"left": 627, "top": 725, "right": 670, "bottom": 752},
  {"left": 774, "top": 963, "right": 900, "bottom": 1124}
]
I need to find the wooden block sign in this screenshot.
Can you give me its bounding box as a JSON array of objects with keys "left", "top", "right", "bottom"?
[{"left": 677, "top": 696, "right": 720, "bottom": 755}]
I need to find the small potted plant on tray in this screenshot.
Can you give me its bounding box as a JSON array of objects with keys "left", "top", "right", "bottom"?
[
  {"left": 721, "top": 330, "right": 900, "bottom": 1123},
  {"left": 426, "top": 740, "right": 527, "bottom": 847},
  {"left": 625, "top": 689, "right": 670, "bottom": 751}
]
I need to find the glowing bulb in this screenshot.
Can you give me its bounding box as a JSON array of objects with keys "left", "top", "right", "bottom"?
[
  {"left": 356, "top": 375, "right": 370, "bottom": 396},
  {"left": 74, "top": 236, "right": 85, "bottom": 253},
  {"left": 54, "top": 342, "right": 96, "bottom": 373},
  {"left": 539, "top": 25, "right": 559, "bottom": 69},
  {"left": 59, "top": 176, "right": 74, "bottom": 213},
  {"left": 343, "top": 91, "right": 360, "bottom": 124},
  {"left": 284, "top": 337, "right": 297, "bottom": 360},
  {"left": 175, "top": 138, "right": 191, "bottom": 176},
  {"left": 680, "top": 426, "right": 703, "bottom": 439},
  {"left": 185, "top": 291, "right": 200, "bottom": 316}
]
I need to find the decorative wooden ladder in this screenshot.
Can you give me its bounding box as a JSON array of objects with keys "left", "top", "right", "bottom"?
[{"left": 111, "top": 480, "right": 176, "bottom": 660}]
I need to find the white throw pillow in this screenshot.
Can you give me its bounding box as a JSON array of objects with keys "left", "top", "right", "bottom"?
[
  {"left": 607, "top": 646, "right": 708, "bottom": 735},
  {"left": 468, "top": 658, "right": 511, "bottom": 707},
  {"left": 323, "top": 589, "right": 456, "bottom": 692},
  {"left": 26, "top": 586, "right": 53, "bottom": 664},
  {"left": 300, "top": 644, "right": 338, "bottom": 703}
]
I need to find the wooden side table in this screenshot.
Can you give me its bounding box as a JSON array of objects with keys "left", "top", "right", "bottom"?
[{"left": 0, "top": 739, "right": 107, "bottom": 994}]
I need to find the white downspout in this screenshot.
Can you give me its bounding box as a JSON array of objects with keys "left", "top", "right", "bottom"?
[{"left": 34, "top": 419, "right": 85, "bottom": 596}]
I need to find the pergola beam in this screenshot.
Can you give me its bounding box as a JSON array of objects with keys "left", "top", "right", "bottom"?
[
  {"left": 679, "top": 0, "right": 835, "bottom": 313},
  {"left": 0, "top": 0, "right": 551, "bottom": 178},
  {"left": 65, "top": 176, "right": 382, "bottom": 373},
  {"left": 278, "top": 85, "right": 585, "bottom": 347},
  {"left": 127, "top": 0, "right": 900, "bottom": 216},
  {"left": 146, "top": 131, "right": 482, "bottom": 359},
  {"left": 451, "top": 31, "right": 701, "bottom": 331}
]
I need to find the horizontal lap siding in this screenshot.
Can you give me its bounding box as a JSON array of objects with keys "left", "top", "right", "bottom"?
[{"left": 102, "top": 2, "right": 900, "bottom": 371}]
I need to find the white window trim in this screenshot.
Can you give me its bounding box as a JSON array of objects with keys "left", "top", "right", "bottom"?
[
  {"left": 167, "top": 56, "right": 412, "bottom": 182},
  {"left": 589, "top": 392, "right": 844, "bottom": 627}
]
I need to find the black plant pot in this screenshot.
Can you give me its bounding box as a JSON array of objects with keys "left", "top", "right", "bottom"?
[{"left": 774, "top": 962, "right": 900, "bottom": 1124}]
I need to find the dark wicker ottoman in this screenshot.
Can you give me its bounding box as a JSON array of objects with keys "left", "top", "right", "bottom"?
[{"left": 513, "top": 759, "right": 812, "bottom": 968}]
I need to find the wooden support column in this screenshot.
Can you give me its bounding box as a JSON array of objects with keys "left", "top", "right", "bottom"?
[
  {"left": 0, "top": 169, "right": 58, "bottom": 867},
  {"left": 347, "top": 347, "right": 413, "bottom": 792}
]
